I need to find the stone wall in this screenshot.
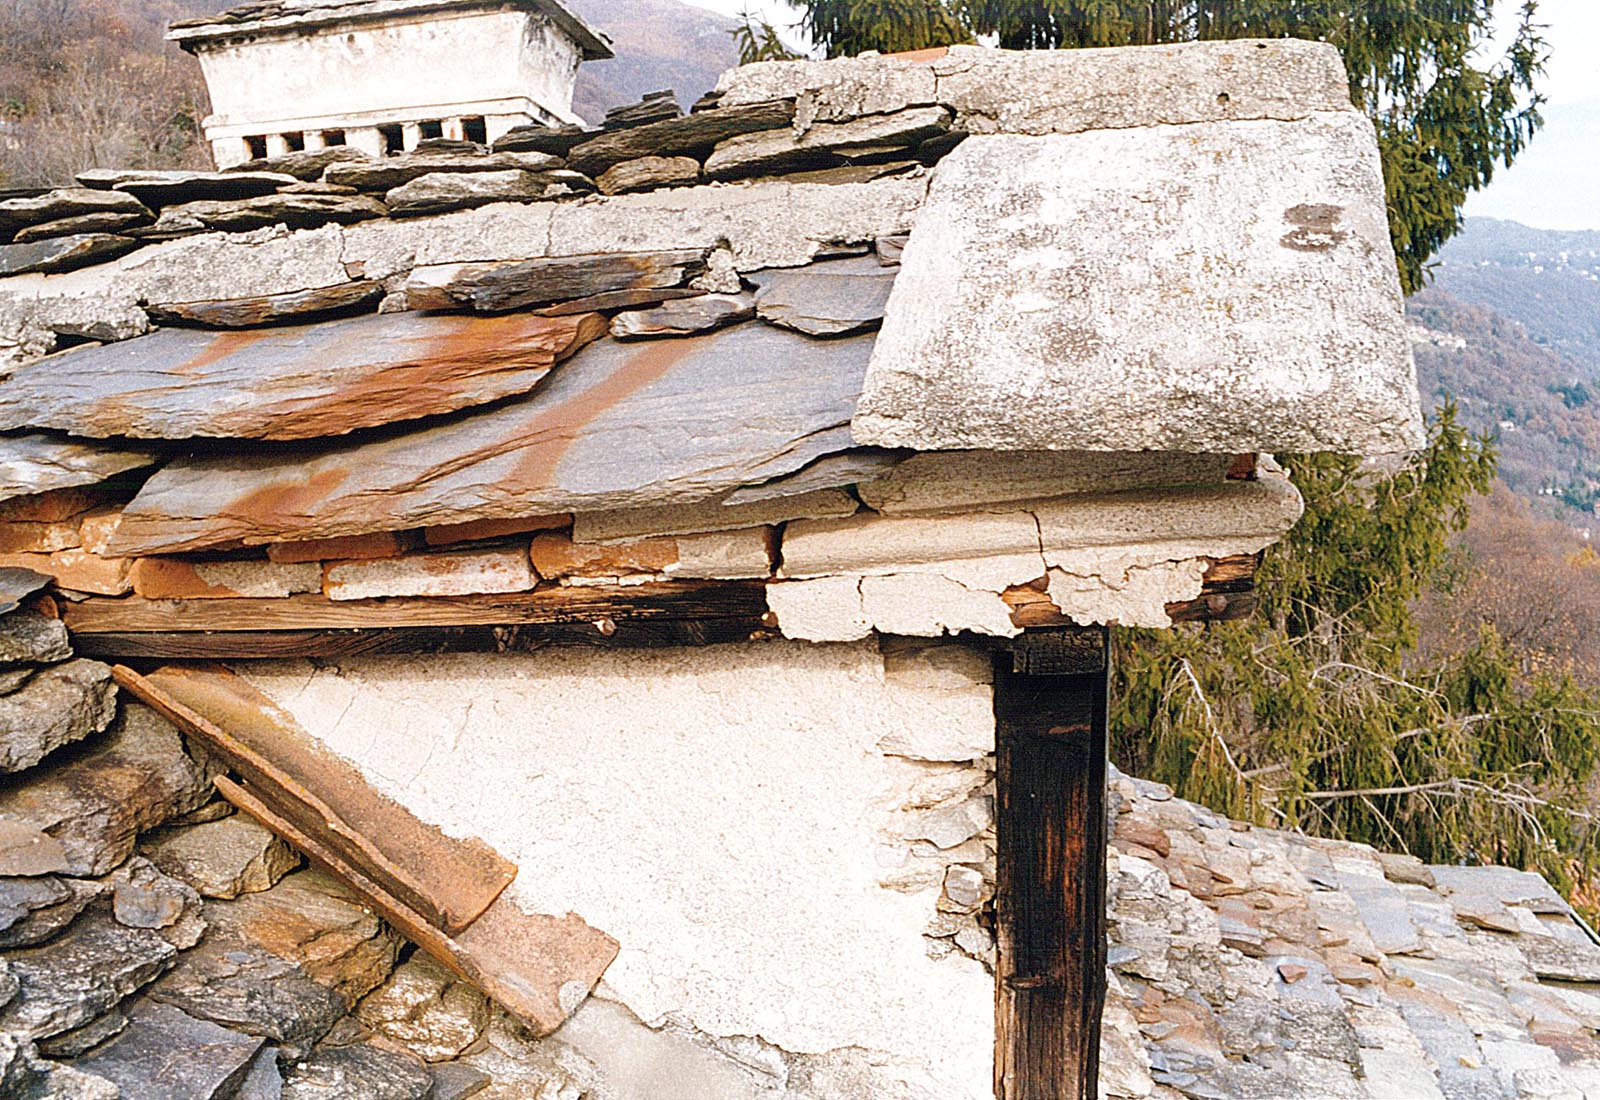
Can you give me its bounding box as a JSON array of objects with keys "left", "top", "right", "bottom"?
[{"left": 239, "top": 637, "right": 1002, "bottom": 1099}]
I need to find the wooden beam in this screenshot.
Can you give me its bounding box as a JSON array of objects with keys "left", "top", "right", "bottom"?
[
  {"left": 61, "top": 579, "right": 769, "bottom": 634},
  {"left": 73, "top": 618, "right": 775, "bottom": 660},
  {"left": 993, "top": 627, "right": 1109, "bottom": 1100}
]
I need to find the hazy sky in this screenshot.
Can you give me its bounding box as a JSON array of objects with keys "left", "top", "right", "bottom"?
[{"left": 682, "top": 0, "right": 1596, "bottom": 232}]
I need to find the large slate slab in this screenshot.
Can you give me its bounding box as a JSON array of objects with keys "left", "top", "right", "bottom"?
[
  {"left": 223, "top": 147, "right": 372, "bottom": 181},
  {"left": 0, "top": 903, "right": 178, "bottom": 1040},
  {"left": 703, "top": 106, "right": 951, "bottom": 180},
  {"left": 854, "top": 117, "right": 1425, "bottom": 455},
  {"left": 0, "top": 702, "right": 215, "bottom": 876},
  {"left": 405, "top": 249, "right": 707, "bottom": 313},
  {"left": 0, "top": 189, "right": 150, "bottom": 237},
  {"left": 0, "top": 1033, "right": 118, "bottom": 1099},
  {"left": 0, "top": 434, "right": 156, "bottom": 504},
  {"left": 148, "top": 941, "right": 347, "bottom": 1053},
  {"left": 0, "top": 310, "right": 606, "bottom": 441},
  {"left": 72, "top": 1000, "right": 264, "bottom": 1099},
  {"left": 143, "top": 193, "right": 387, "bottom": 235},
  {"left": 0, "top": 570, "right": 51, "bottom": 617},
  {"left": 146, "top": 280, "right": 385, "bottom": 329},
  {"left": 12, "top": 212, "right": 151, "bottom": 243},
  {"left": 385, "top": 169, "right": 581, "bottom": 217},
  {"left": 324, "top": 151, "right": 563, "bottom": 192},
  {"left": 77, "top": 169, "right": 297, "bottom": 206},
  {"left": 750, "top": 255, "right": 896, "bottom": 337},
  {"left": 566, "top": 98, "right": 796, "bottom": 176},
  {"left": 0, "top": 876, "right": 102, "bottom": 949},
  {"left": 109, "top": 324, "right": 873, "bottom": 554},
  {"left": 0, "top": 658, "right": 117, "bottom": 773},
  {"left": 0, "top": 234, "right": 137, "bottom": 277},
  {"left": 611, "top": 293, "right": 753, "bottom": 339}
]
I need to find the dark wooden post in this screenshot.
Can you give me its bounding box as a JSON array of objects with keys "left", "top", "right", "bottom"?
[{"left": 992, "top": 627, "right": 1109, "bottom": 1100}]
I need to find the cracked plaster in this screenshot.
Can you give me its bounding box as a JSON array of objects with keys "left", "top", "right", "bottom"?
[{"left": 239, "top": 639, "right": 998, "bottom": 1099}]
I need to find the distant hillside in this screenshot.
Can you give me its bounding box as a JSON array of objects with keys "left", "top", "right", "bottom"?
[
  {"left": 566, "top": 0, "right": 741, "bottom": 121},
  {"left": 1430, "top": 217, "right": 1600, "bottom": 366},
  {"left": 1410, "top": 218, "right": 1600, "bottom": 518}
]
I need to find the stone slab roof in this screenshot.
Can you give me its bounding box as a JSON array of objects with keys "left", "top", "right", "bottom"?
[
  {"left": 0, "top": 42, "right": 1420, "bottom": 640},
  {"left": 1104, "top": 768, "right": 1600, "bottom": 1100},
  {"left": 167, "top": 0, "right": 614, "bottom": 60}
]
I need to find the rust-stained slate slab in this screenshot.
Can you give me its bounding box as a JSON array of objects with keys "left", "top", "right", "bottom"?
[
  {"left": 405, "top": 249, "right": 707, "bottom": 313},
  {"left": 107, "top": 324, "right": 873, "bottom": 555},
  {"left": 0, "top": 433, "right": 157, "bottom": 503},
  {"left": 116, "top": 664, "right": 517, "bottom": 936},
  {"left": 0, "top": 311, "right": 607, "bottom": 442},
  {"left": 146, "top": 280, "right": 385, "bottom": 329}
]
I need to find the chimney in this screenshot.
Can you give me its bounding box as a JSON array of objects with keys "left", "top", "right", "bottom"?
[{"left": 169, "top": 0, "right": 612, "bottom": 167}]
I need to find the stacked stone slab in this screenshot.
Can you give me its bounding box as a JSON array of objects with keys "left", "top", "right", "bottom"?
[{"left": 0, "top": 607, "right": 516, "bottom": 1097}]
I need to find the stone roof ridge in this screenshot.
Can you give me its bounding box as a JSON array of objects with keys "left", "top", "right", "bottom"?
[
  {"left": 1102, "top": 763, "right": 1600, "bottom": 1100},
  {"left": 168, "top": 0, "right": 614, "bottom": 61}
]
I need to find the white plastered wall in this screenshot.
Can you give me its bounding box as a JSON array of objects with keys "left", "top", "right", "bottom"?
[{"left": 239, "top": 638, "right": 1000, "bottom": 1099}]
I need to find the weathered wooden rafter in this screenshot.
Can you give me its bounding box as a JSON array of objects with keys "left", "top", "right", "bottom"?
[{"left": 62, "top": 558, "right": 1257, "bottom": 659}]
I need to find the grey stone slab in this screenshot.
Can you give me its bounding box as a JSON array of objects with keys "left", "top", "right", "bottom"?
[
  {"left": 567, "top": 98, "right": 795, "bottom": 176},
  {"left": 704, "top": 106, "right": 951, "bottom": 181},
  {"left": 36, "top": 1006, "right": 127, "bottom": 1057},
  {"left": 12, "top": 213, "right": 150, "bottom": 244},
  {"left": 1515, "top": 931, "right": 1600, "bottom": 983},
  {"left": 72, "top": 1000, "right": 264, "bottom": 1099},
  {"left": 0, "top": 1033, "right": 118, "bottom": 1099},
  {"left": 0, "top": 309, "right": 605, "bottom": 441},
  {"left": 282, "top": 1043, "right": 433, "bottom": 1100},
  {"left": 0, "top": 613, "right": 70, "bottom": 666},
  {"left": 234, "top": 1047, "right": 286, "bottom": 1100},
  {"left": 142, "top": 814, "right": 301, "bottom": 900},
  {"left": 0, "top": 903, "right": 178, "bottom": 1040},
  {"left": 405, "top": 249, "right": 706, "bottom": 313},
  {"left": 750, "top": 255, "right": 896, "bottom": 337},
  {"left": 224, "top": 147, "right": 373, "bottom": 182},
  {"left": 0, "top": 235, "right": 137, "bottom": 277},
  {"left": 492, "top": 122, "right": 588, "bottom": 156},
  {"left": 77, "top": 169, "right": 298, "bottom": 206},
  {"left": 430, "top": 1062, "right": 490, "bottom": 1100},
  {"left": 147, "top": 941, "right": 346, "bottom": 1053},
  {"left": 324, "top": 151, "right": 563, "bottom": 192},
  {"left": 146, "top": 280, "right": 385, "bottom": 329},
  {"left": 143, "top": 193, "right": 387, "bottom": 235},
  {"left": 109, "top": 325, "right": 873, "bottom": 554},
  {"left": 0, "top": 189, "right": 150, "bottom": 236},
  {"left": 0, "top": 819, "right": 71, "bottom": 878},
  {"left": 0, "top": 435, "right": 156, "bottom": 505},
  {"left": 0, "top": 876, "right": 101, "bottom": 949},
  {"left": 385, "top": 170, "right": 585, "bottom": 218},
  {"left": 0, "top": 702, "right": 216, "bottom": 876},
  {"left": 0, "top": 572, "right": 50, "bottom": 618},
  {"left": 595, "top": 155, "right": 701, "bottom": 195},
  {"left": 1343, "top": 878, "right": 1423, "bottom": 956},
  {"left": 0, "top": 658, "right": 116, "bottom": 773},
  {"left": 854, "top": 116, "right": 1425, "bottom": 456},
  {"left": 715, "top": 39, "right": 1350, "bottom": 130},
  {"left": 723, "top": 448, "right": 908, "bottom": 506},
  {"left": 610, "top": 293, "right": 753, "bottom": 339},
  {"left": 1430, "top": 865, "right": 1571, "bottom": 914}
]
